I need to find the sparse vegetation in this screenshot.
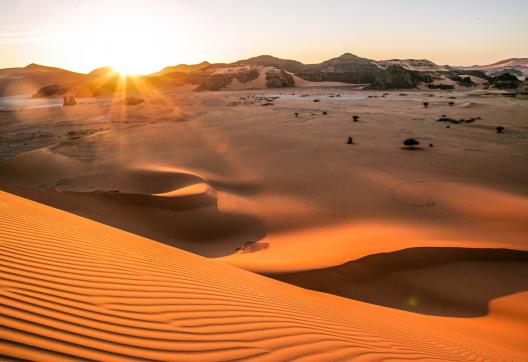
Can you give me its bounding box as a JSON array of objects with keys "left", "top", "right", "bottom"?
[
  {"left": 322, "top": 111, "right": 328, "bottom": 115},
  {"left": 313, "top": 99, "right": 320, "bottom": 102},
  {"left": 496, "top": 126, "right": 504, "bottom": 133},
  {"left": 294, "top": 112, "right": 299, "bottom": 117},
  {"left": 449, "top": 101, "right": 455, "bottom": 106},
  {"left": 423, "top": 102, "right": 429, "bottom": 108},
  {"left": 347, "top": 137, "right": 353, "bottom": 144},
  {"left": 428, "top": 84, "right": 454, "bottom": 90},
  {"left": 353, "top": 115, "right": 359, "bottom": 122},
  {"left": 437, "top": 116, "right": 480, "bottom": 124}
]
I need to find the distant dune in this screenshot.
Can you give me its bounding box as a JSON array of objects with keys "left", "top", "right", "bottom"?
[{"left": 0, "top": 63, "right": 87, "bottom": 97}]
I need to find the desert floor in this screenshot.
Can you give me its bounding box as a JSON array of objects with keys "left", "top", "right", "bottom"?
[{"left": 1, "top": 86, "right": 527, "bottom": 361}]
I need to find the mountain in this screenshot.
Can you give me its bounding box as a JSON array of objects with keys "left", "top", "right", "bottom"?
[
  {"left": 153, "top": 61, "right": 210, "bottom": 76},
  {"left": 0, "top": 63, "right": 87, "bottom": 96},
  {"left": 375, "top": 59, "right": 448, "bottom": 72},
  {"left": 6, "top": 55, "right": 526, "bottom": 97},
  {"left": 454, "top": 58, "right": 528, "bottom": 77},
  {"left": 88, "top": 66, "right": 117, "bottom": 77},
  {"left": 233, "top": 55, "right": 305, "bottom": 72}
]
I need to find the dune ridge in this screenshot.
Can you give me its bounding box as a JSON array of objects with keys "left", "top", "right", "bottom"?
[{"left": 0, "top": 190, "right": 518, "bottom": 361}]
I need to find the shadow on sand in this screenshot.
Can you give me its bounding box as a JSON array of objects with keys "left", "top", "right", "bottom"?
[{"left": 270, "top": 247, "right": 528, "bottom": 317}]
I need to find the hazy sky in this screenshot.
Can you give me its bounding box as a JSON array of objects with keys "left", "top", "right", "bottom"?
[{"left": 1, "top": 0, "right": 527, "bottom": 74}]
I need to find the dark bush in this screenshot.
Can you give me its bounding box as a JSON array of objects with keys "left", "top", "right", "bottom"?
[
  {"left": 428, "top": 84, "right": 454, "bottom": 90},
  {"left": 496, "top": 126, "right": 504, "bottom": 133},
  {"left": 403, "top": 138, "right": 420, "bottom": 149}
]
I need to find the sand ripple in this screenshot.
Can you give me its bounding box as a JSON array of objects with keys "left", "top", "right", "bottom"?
[{"left": 0, "top": 191, "right": 516, "bottom": 361}]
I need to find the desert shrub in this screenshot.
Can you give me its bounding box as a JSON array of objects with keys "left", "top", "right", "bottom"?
[
  {"left": 496, "top": 126, "right": 504, "bottom": 133},
  {"left": 403, "top": 138, "right": 420, "bottom": 149},
  {"left": 353, "top": 115, "right": 359, "bottom": 122},
  {"left": 423, "top": 102, "right": 429, "bottom": 108},
  {"left": 428, "top": 84, "right": 454, "bottom": 90},
  {"left": 347, "top": 137, "right": 353, "bottom": 144}
]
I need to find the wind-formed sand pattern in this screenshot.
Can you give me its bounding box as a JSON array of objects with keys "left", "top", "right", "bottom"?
[{"left": 0, "top": 191, "right": 518, "bottom": 361}]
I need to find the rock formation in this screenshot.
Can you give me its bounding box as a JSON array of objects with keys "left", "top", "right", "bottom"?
[
  {"left": 266, "top": 69, "right": 294, "bottom": 88},
  {"left": 63, "top": 95, "right": 77, "bottom": 106}
]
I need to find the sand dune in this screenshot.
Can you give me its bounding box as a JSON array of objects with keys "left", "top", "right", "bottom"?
[
  {"left": 3, "top": 165, "right": 266, "bottom": 257},
  {"left": 271, "top": 247, "right": 528, "bottom": 317},
  {"left": 0, "top": 191, "right": 520, "bottom": 361},
  {"left": 1, "top": 87, "right": 527, "bottom": 361}
]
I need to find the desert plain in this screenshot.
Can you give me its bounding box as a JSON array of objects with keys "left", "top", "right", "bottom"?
[{"left": 1, "top": 84, "right": 527, "bottom": 361}]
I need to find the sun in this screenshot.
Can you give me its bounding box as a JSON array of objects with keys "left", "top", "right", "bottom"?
[
  {"left": 77, "top": 14, "right": 180, "bottom": 76},
  {"left": 113, "top": 63, "right": 141, "bottom": 77},
  {"left": 110, "top": 50, "right": 159, "bottom": 76}
]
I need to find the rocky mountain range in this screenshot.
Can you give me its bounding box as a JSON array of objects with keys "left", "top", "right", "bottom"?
[
  {"left": 1, "top": 54, "right": 526, "bottom": 97},
  {"left": 453, "top": 58, "right": 528, "bottom": 78}
]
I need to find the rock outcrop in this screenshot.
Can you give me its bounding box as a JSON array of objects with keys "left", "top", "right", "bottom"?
[
  {"left": 63, "top": 96, "right": 77, "bottom": 106},
  {"left": 195, "top": 68, "right": 260, "bottom": 91},
  {"left": 490, "top": 73, "right": 520, "bottom": 89},
  {"left": 266, "top": 69, "right": 294, "bottom": 88},
  {"left": 372, "top": 65, "right": 430, "bottom": 89},
  {"left": 33, "top": 84, "right": 70, "bottom": 98}
]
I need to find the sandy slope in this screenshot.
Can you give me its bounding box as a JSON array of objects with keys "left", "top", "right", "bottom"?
[
  {"left": 1, "top": 87, "right": 527, "bottom": 360},
  {"left": 0, "top": 191, "right": 521, "bottom": 361}
]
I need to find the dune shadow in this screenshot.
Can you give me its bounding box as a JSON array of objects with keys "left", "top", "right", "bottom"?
[
  {"left": 7, "top": 186, "right": 267, "bottom": 258},
  {"left": 269, "top": 247, "right": 528, "bottom": 317}
]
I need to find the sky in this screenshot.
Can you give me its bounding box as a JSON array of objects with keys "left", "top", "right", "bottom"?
[{"left": 1, "top": 0, "right": 527, "bottom": 74}]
